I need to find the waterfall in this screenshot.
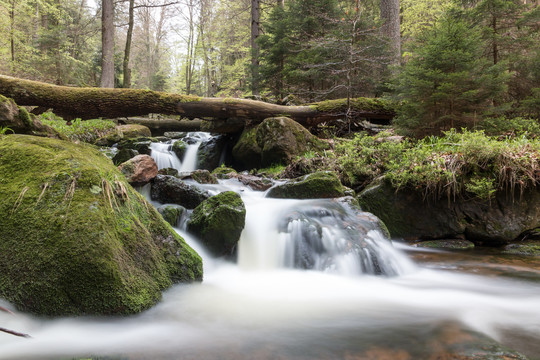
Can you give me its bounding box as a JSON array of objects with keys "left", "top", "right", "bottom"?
[
  {"left": 237, "top": 196, "right": 415, "bottom": 276},
  {"left": 149, "top": 141, "right": 182, "bottom": 170}
]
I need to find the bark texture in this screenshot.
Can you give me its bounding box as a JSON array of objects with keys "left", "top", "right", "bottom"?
[
  {"left": 380, "top": 0, "right": 401, "bottom": 65},
  {"left": 0, "top": 75, "right": 395, "bottom": 128}
]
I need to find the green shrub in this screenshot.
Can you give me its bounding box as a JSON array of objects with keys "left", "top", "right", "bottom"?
[
  {"left": 40, "top": 112, "right": 116, "bottom": 143},
  {"left": 479, "top": 116, "right": 540, "bottom": 138}
]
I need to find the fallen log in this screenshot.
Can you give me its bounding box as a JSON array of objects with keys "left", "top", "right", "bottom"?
[{"left": 0, "top": 75, "right": 395, "bottom": 129}]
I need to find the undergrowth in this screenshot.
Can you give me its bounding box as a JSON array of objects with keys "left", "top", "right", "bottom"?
[
  {"left": 40, "top": 112, "right": 116, "bottom": 143},
  {"left": 335, "top": 129, "right": 540, "bottom": 200}
]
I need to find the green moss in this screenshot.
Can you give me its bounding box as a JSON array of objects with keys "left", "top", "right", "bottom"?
[
  {"left": 503, "top": 241, "right": 540, "bottom": 256},
  {"left": 312, "top": 97, "right": 395, "bottom": 113},
  {"left": 17, "top": 107, "right": 33, "bottom": 128},
  {"left": 187, "top": 191, "right": 246, "bottom": 256},
  {"left": 178, "top": 94, "right": 202, "bottom": 103},
  {"left": 415, "top": 240, "right": 475, "bottom": 250},
  {"left": 266, "top": 171, "right": 346, "bottom": 199},
  {"left": 0, "top": 135, "right": 202, "bottom": 316}
]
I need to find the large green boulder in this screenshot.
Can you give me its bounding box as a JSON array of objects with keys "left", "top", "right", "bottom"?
[
  {"left": 187, "top": 191, "right": 246, "bottom": 257},
  {"left": 358, "top": 178, "right": 540, "bottom": 244},
  {"left": 232, "top": 117, "right": 328, "bottom": 169},
  {"left": 0, "top": 135, "right": 202, "bottom": 316},
  {"left": 266, "top": 171, "right": 347, "bottom": 199}
]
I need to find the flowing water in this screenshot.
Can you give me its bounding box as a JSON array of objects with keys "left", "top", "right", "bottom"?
[{"left": 1, "top": 133, "right": 540, "bottom": 359}]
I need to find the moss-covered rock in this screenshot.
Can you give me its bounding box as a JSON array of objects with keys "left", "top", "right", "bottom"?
[
  {"left": 117, "top": 138, "right": 152, "bottom": 155},
  {"left": 117, "top": 124, "right": 152, "bottom": 138},
  {"left": 232, "top": 117, "right": 329, "bottom": 170},
  {"left": 212, "top": 166, "right": 238, "bottom": 179},
  {"left": 414, "top": 240, "right": 475, "bottom": 250},
  {"left": 151, "top": 175, "right": 211, "bottom": 209},
  {"left": 190, "top": 169, "right": 219, "bottom": 184},
  {"left": 172, "top": 139, "right": 187, "bottom": 160},
  {"left": 197, "top": 134, "right": 227, "bottom": 171},
  {"left": 358, "top": 178, "right": 540, "bottom": 244},
  {"left": 187, "top": 191, "right": 246, "bottom": 257},
  {"left": 112, "top": 148, "right": 139, "bottom": 165},
  {"left": 157, "top": 204, "right": 186, "bottom": 227},
  {"left": 503, "top": 241, "right": 540, "bottom": 256},
  {"left": 266, "top": 171, "right": 346, "bottom": 199},
  {"left": 0, "top": 95, "right": 62, "bottom": 138},
  {"left": 0, "top": 135, "right": 202, "bottom": 316}
]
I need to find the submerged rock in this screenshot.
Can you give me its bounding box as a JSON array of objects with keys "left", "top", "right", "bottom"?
[
  {"left": 0, "top": 135, "right": 202, "bottom": 316},
  {"left": 232, "top": 117, "right": 328, "bottom": 169},
  {"left": 358, "top": 178, "right": 540, "bottom": 244},
  {"left": 187, "top": 191, "right": 246, "bottom": 257},
  {"left": 118, "top": 154, "right": 158, "bottom": 185},
  {"left": 151, "top": 175, "right": 211, "bottom": 209},
  {"left": 266, "top": 171, "right": 347, "bottom": 199},
  {"left": 414, "top": 240, "right": 475, "bottom": 250}
]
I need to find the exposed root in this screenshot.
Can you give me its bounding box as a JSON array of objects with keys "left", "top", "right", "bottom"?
[
  {"left": 11, "top": 187, "right": 29, "bottom": 213},
  {"left": 36, "top": 182, "right": 49, "bottom": 204}
]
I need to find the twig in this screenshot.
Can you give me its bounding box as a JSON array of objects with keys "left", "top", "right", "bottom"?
[
  {"left": 0, "top": 306, "right": 14, "bottom": 314},
  {"left": 0, "top": 327, "right": 31, "bottom": 338}
]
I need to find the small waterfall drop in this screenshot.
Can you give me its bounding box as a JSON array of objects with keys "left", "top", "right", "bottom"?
[
  {"left": 179, "top": 132, "right": 212, "bottom": 172},
  {"left": 150, "top": 141, "right": 182, "bottom": 170},
  {"left": 237, "top": 196, "right": 415, "bottom": 276}
]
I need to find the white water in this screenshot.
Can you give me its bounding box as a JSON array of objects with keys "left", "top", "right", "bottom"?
[
  {"left": 2, "top": 133, "right": 540, "bottom": 359},
  {"left": 149, "top": 142, "right": 182, "bottom": 170}
]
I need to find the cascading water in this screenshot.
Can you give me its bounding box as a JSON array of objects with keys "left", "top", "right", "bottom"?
[
  {"left": 2, "top": 132, "right": 540, "bottom": 359},
  {"left": 149, "top": 141, "right": 182, "bottom": 170},
  {"left": 150, "top": 132, "right": 212, "bottom": 172}
]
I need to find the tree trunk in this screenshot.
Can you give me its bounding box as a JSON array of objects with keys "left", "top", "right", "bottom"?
[
  {"left": 0, "top": 75, "right": 395, "bottom": 130},
  {"left": 380, "top": 0, "right": 401, "bottom": 66},
  {"left": 101, "top": 0, "right": 115, "bottom": 88},
  {"left": 123, "top": 0, "right": 135, "bottom": 88},
  {"left": 10, "top": 0, "right": 15, "bottom": 64},
  {"left": 251, "top": 0, "right": 260, "bottom": 95}
]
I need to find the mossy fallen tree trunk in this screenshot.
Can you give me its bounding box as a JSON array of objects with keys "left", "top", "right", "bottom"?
[{"left": 0, "top": 75, "right": 395, "bottom": 132}]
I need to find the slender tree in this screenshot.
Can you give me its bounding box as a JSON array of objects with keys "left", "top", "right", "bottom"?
[
  {"left": 250, "top": 0, "right": 260, "bottom": 95},
  {"left": 101, "top": 0, "right": 115, "bottom": 88},
  {"left": 380, "top": 0, "right": 401, "bottom": 65}
]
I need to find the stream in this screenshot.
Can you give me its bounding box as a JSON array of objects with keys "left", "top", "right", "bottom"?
[{"left": 1, "top": 133, "right": 540, "bottom": 359}]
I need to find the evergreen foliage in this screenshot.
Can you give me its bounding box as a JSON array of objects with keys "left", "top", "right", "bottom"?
[{"left": 392, "top": 8, "right": 510, "bottom": 136}]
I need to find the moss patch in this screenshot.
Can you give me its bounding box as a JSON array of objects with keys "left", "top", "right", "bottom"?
[
  {"left": 266, "top": 171, "right": 346, "bottom": 199},
  {"left": 0, "top": 135, "right": 202, "bottom": 316}
]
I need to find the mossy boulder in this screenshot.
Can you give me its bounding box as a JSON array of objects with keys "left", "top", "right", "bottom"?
[
  {"left": 212, "top": 166, "right": 238, "bottom": 179},
  {"left": 190, "top": 169, "right": 219, "bottom": 184},
  {"left": 0, "top": 135, "right": 202, "bottom": 316},
  {"left": 232, "top": 117, "right": 328, "bottom": 170},
  {"left": 172, "top": 139, "right": 187, "bottom": 159},
  {"left": 503, "top": 241, "right": 540, "bottom": 256},
  {"left": 358, "top": 178, "right": 540, "bottom": 244},
  {"left": 112, "top": 148, "right": 139, "bottom": 165},
  {"left": 151, "top": 175, "right": 211, "bottom": 209},
  {"left": 157, "top": 204, "right": 186, "bottom": 227},
  {"left": 0, "top": 95, "right": 62, "bottom": 138},
  {"left": 117, "top": 124, "right": 152, "bottom": 138},
  {"left": 266, "top": 171, "right": 347, "bottom": 199},
  {"left": 187, "top": 191, "right": 246, "bottom": 257},
  {"left": 117, "top": 138, "right": 152, "bottom": 155}
]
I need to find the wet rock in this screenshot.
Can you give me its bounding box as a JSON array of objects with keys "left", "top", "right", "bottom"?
[
  {"left": 163, "top": 131, "right": 186, "bottom": 139},
  {"left": 158, "top": 204, "right": 186, "bottom": 227},
  {"left": 189, "top": 169, "right": 219, "bottom": 184},
  {"left": 0, "top": 135, "right": 202, "bottom": 316},
  {"left": 112, "top": 148, "right": 139, "bottom": 165},
  {"left": 503, "top": 241, "right": 540, "bottom": 256},
  {"left": 266, "top": 171, "right": 346, "bottom": 199},
  {"left": 237, "top": 174, "right": 273, "bottom": 191},
  {"left": 158, "top": 167, "right": 179, "bottom": 176},
  {"left": 197, "top": 134, "right": 227, "bottom": 171},
  {"left": 232, "top": 117, "right": 329, "bottom": 169},
  {"left": 118, "top": 154, "right": 158, "bottom": 185},
  {"left": 414, "top": 240, "right": 475, "bottom": 250},
  {"left": 187, "top": 191, "right": 246, "bottom": 257},
  {"left": 212, "top": 166, "right": 238, "bottom": 179},
  {"left": 117, "top": 138, "right": 152, "bottom": 155},
  {"left": 172, "top": 139, "right": 187, "bottom": 159},
  {"left": 358, "top": 178, "right": 540, "bottom": 244},
  {"left": 151, "top": 175, "right": 211, "bottom": 209}
]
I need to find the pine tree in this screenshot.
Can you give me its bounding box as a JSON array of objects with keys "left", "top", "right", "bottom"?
[{"left": 392, "top": 8, "right": 510, "bottom": 136}]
